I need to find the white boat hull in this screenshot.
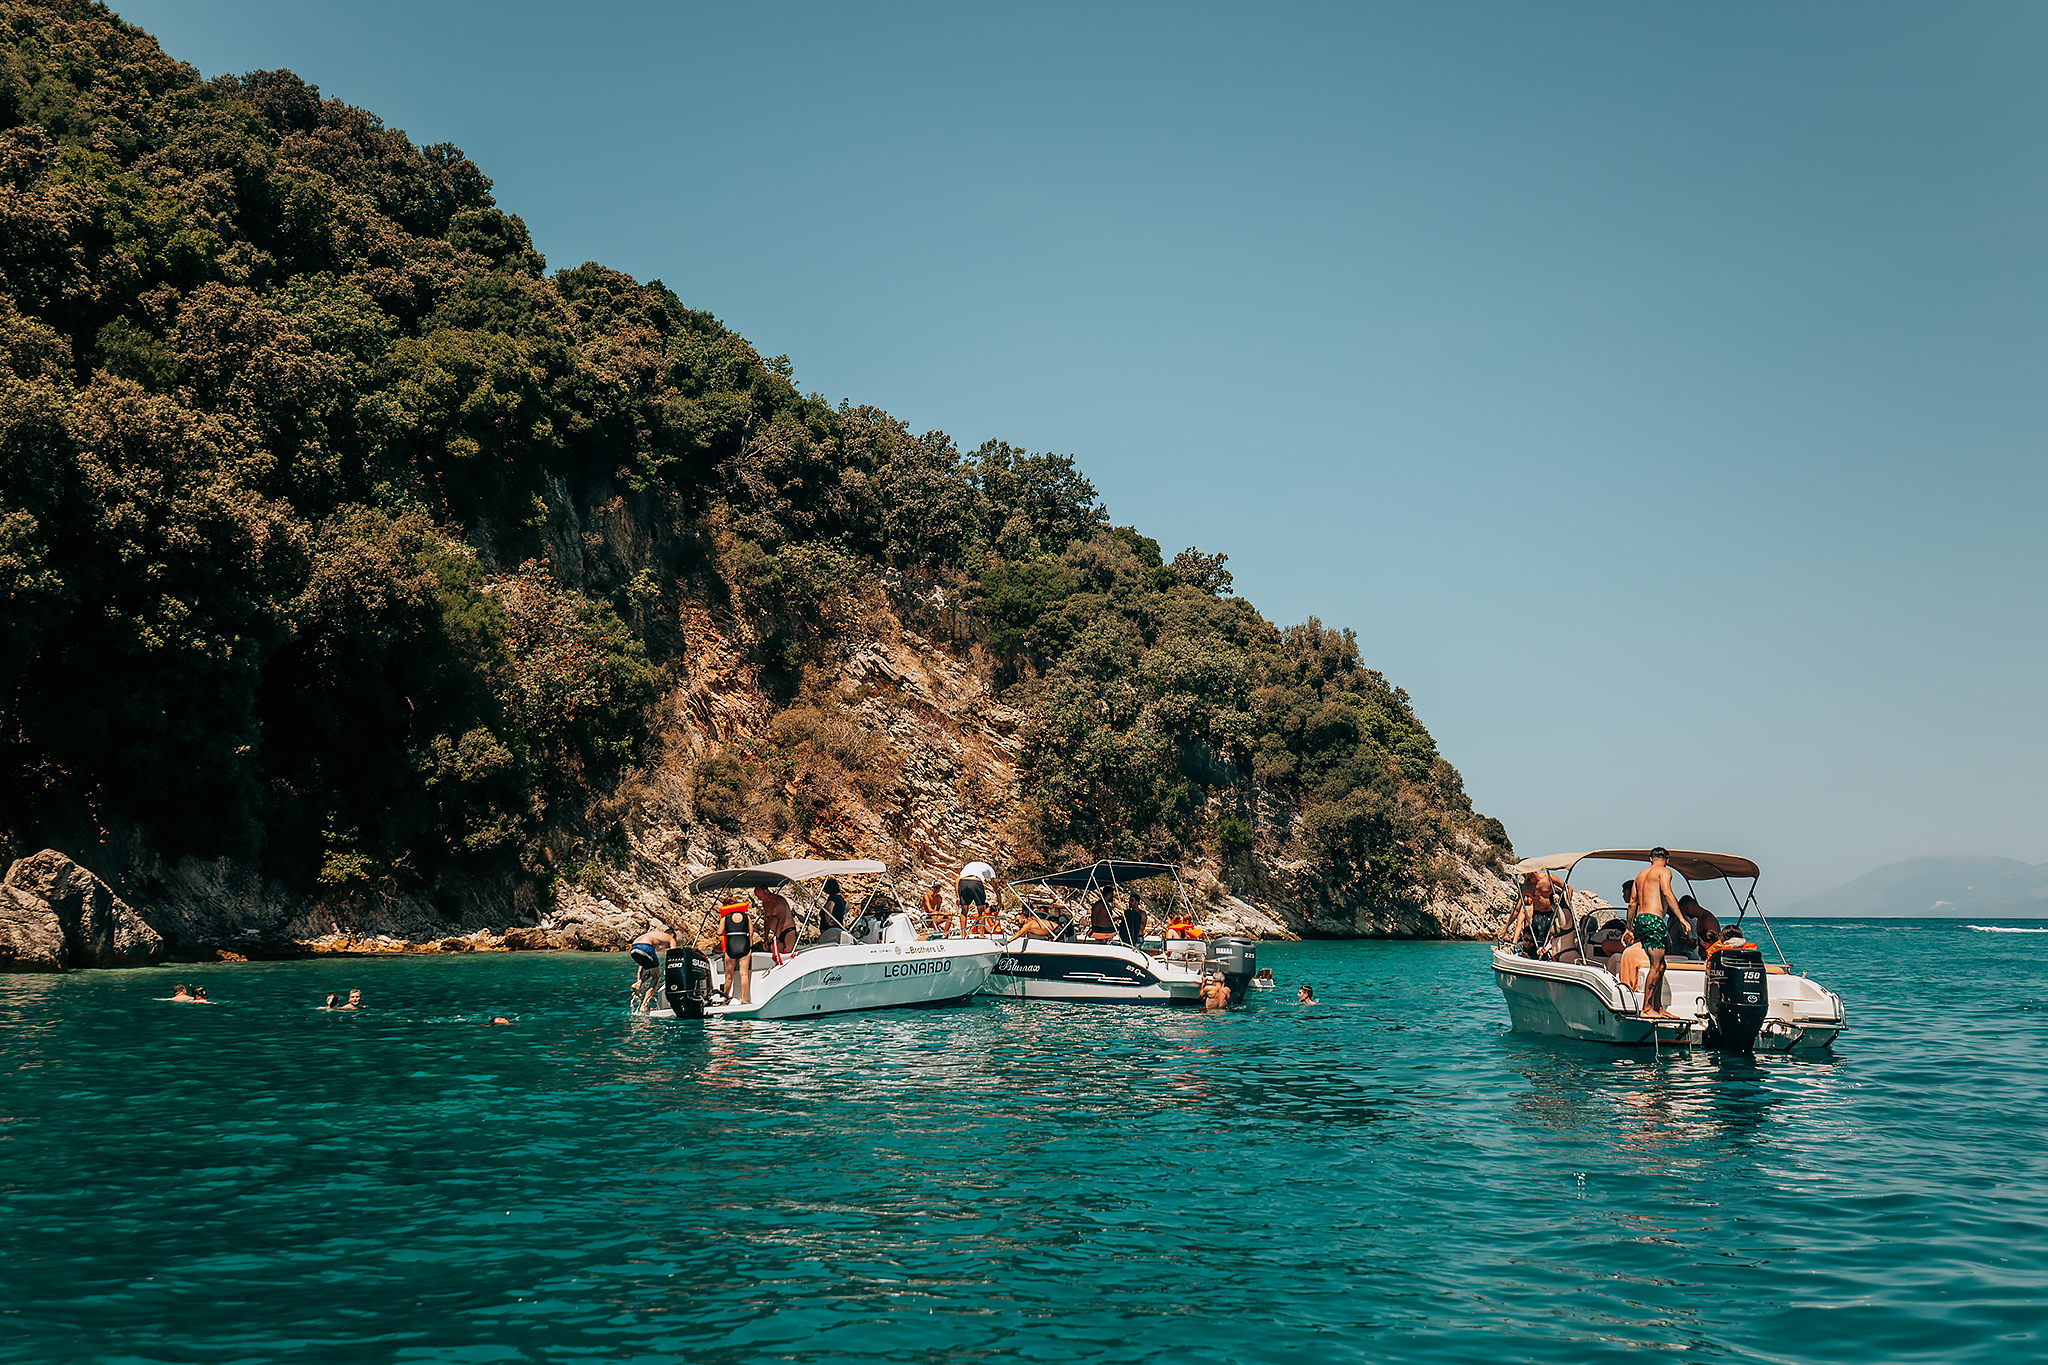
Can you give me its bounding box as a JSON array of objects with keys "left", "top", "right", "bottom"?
[
  {"left": 1492, "top": 949, "right": 1844, "bottom": 1051},
  {"left": 981, "top": 939, "right": 1203, "bottom": 1004},
  {"left": 649, "top": 938, "right": 1001, "bottom": 1021}
]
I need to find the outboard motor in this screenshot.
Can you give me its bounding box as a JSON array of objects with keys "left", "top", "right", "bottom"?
[
  {"left": 663, "top": 946, "right": 712, "bottom": 1019},
  {"left": 1205, "top": 936, "right": 1258, "bottom": 1004},
  {"left": 1704, "top": 946, "right": 1768, "bottom": 1051}
]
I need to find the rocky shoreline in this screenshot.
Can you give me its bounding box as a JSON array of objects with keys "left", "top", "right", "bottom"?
[{"left": 0, "top": 834, "right": 1512, "bottom": 973}]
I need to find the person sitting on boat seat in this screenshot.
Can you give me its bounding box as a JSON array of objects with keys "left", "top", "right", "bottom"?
[
  {"left": 1707, "top": 925, "right": 1752, "bottom": 956},
  {"left": 1087, "top": 890, "right": 1119, "bottom": 941},
  {"left": 1591, "top": 920, "right": 1627, "bottom": 966},
  {"left": 1613, "top": 928, "right": 1651, "bottom": 1000},
  {"left": 1120, "top": 890, "right": 1146, "bottom": 946}
]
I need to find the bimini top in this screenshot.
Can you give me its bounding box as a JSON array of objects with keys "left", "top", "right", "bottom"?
[
  {"left": 687, "top": 858, "right": 886, "bottom": 894},
  {"left": 1010, "top": 860, "right": 1177, "bottom": 890},
  {"left": 1511, "top": 849, "right": 1760, "bottom": 882}
]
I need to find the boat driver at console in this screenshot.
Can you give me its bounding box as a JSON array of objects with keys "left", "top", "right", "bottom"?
[{"left": 1632, "top": 848, "right": 1695, "bottom": 1019}]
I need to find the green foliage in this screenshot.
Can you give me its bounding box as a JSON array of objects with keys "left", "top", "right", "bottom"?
[
  {"left": 692, "top": 754, "right": 748, "bottom": 830},
  {"left": 0, "top": 1, "right": 1509, "bottom": 908}
]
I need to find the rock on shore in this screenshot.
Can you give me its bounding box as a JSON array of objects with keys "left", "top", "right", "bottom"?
[{"left": 0, "top": 851, "right": 165, "bottom": 970}]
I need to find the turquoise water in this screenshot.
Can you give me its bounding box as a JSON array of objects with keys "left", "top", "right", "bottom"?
[{"left": 2, "top": 919, "right": 2043, "bottom": 1364}]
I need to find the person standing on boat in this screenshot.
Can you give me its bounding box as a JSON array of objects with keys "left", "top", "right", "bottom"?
[
  {"left": 957, "top": 860, "right": 996, "bottom": 928},
  {"left": 1671, "top": 895, "right": 1720, "bottom": 959},
  {"left": 1512, "top": 870, "right": 1574, "bottom": 958},
  {"left": 1632, "top": 849, "right": 1694, "bottom": 1019},
  {"left": 753, "top": 886, "right": 796, "bottom": 962},
  {"left": 719, "top": 901, "right": 753, "bottom": 1005},
  {"left": 1120, "top": 890, "right": 1146, "bottom": 946}
]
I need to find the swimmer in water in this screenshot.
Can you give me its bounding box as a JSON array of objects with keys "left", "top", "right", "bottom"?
[
  {"left": 1298, "top": 983, "right": 1317, "bottom": 1004},
  {"left": 487, "top": 1016, "right": 511, "bottom": 1026},
  {"left": 191, "top": 986, "right": 211, "bottom": 1003},
  {"left": 168, "top": 984, "right": 197, "bottom": 1002},
  {"left": 322, "top": 992, "right": 340, "bottom": 1009},
  {"left": 342, "top": 989, "right": 362, "bottom": 1010}
]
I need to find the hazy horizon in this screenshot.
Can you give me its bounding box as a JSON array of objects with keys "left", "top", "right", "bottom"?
[{"left": 116, "top": 0, "right": 2048, "bottom": 901}]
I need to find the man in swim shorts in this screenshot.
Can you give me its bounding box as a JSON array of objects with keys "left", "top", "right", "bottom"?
[
  {"left": 1511, "top": 869, "right": 1574, "bottom": 958},
  {"left": 957, "top": 860, "right": 995, "bottom": 924},
  {"left": 629, "top": 922, "right": 678, "bottom": 1012},
  {"left": 1632, "top": 849, "right": 1694, "bottom": 1019}
]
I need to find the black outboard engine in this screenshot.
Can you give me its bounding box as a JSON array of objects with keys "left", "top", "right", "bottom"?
[
  {"left": 663, "top": 946, "right": 712, "bottom": 1019},
  {"left": 1206, "top": 936, "right": 1258, "bottom": 1004},
  {"left": 1704, "top": 946, "right": 1768, "bottom": 1051}
]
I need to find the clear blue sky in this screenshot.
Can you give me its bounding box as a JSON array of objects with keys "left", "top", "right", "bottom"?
[{"left": 117, "top": 0, "right": 2047, "bottom": 902}]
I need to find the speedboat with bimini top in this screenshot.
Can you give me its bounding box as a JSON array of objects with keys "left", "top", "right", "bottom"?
[
  {"left": 644, "top": 858, "right": 1002, "bottom": 1021},
  {"left": 981, "top": 859, "right": 1258, "bottom": 1005},
  {"left": 1492, "top": 848, "right": 1846, "bottom": 1052}
]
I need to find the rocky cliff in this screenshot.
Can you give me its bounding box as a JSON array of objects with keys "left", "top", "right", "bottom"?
[{"left": 0, "top": 475, "right": 1516, "bottom": 969}]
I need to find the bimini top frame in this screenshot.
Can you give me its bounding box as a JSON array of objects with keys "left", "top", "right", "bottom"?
[
  {"left": 1509, "top": 847, "right": 1789, "bottom": 971},
  {"left": 1005, "top": 859, "right": 1190, "bottom": 948},
  {"left": 684, "top": 859, "right": 899, "bottom": 946}
]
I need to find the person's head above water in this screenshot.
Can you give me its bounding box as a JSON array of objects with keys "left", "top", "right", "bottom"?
[{"left": 324, "top": 992, "right": 339, "bottom": 1008}]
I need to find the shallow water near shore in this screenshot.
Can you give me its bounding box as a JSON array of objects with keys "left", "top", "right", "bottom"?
[{"left": 2, "top": 918, "right": 2043, "bottom": 1364}]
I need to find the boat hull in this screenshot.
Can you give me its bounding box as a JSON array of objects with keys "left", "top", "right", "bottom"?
[
  {"left": 982, "top": 940, "right": 1201, "bottom": 1004},
  {"left": 655, "top": 939, "right": 1002, "bottom": 1021},
  {"left": 1493, "top": 949, "right": 1843, "bottom": 1051}
]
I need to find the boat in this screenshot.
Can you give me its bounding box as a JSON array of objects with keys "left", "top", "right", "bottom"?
[
  {"left": 1492, "top": 848, "right": 1846, "bottom": 1052},
  {"left": 981, "top": 859, "right": 1258, "bottom": 1005},
  {"left": 645, "top": 858, "right": 1002, "bottom": 1021}
]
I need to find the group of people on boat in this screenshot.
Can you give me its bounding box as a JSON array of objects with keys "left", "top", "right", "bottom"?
[
  {"left": 627, "top": 858, "right": 1234, "bottom": 1012},
  {"left": 1507, "top": 847, "right": 1757, "bottom": 1020}
]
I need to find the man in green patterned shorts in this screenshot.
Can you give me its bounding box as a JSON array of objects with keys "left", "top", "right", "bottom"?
[{"left": 1632, "top": 848, "right": 1694, "bottom": 1019}]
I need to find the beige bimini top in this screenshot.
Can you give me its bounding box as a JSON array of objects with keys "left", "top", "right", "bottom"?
[{"left": 1510, "top": 849, "right": 1761, "bottom": 882}]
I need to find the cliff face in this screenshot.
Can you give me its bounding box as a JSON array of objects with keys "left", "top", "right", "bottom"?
[
  {"left": 0, "top": 2, "right": 1519, "bottom": 967},
  {"left": 1, "top": 477, "right": 1515, "bottom": 967}
]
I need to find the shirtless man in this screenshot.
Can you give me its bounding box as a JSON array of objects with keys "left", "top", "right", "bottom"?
[
  {"left": 921, "top": 881, "right": 951, "bottom": 936},
  {"left": 1632, "top": 849, "right": 1694, "bottom": 1019},
  {"left": 753, "top": 886, "right": 796, "bottom": 961},
  {"left": 1199, "top": 972, "right": 1232, "bottom": 1011},
  {"left": 629, "top": 921, "right": 679, "bottom": 1012},
  {"left": 1510, "top": 870, "right": 1574, "bottom": 958}
]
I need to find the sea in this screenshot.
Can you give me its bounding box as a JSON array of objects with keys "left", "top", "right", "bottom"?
[{"left": 2, "top": 918, "right": 2042, "bottom": 1364}]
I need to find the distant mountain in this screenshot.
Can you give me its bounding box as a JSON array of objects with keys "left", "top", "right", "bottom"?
[{"left": 1777, "top": 854, "right": 2048, "bottom": 918}]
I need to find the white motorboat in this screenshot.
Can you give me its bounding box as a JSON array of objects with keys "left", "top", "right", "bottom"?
[
  {"left": 981, "top": 860, "right": 1258, "bottom": 1005},
  {"left": 645, "top": 858, "right": 1002, "bottom": 1021},
  {"left": 1492, "top": 848, "right": 1846, "bottom": 1053}
]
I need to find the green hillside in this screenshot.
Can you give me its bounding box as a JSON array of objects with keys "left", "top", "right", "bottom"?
[{"left": 0, "top": 0, "right": 1509, "bottom": 907}]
